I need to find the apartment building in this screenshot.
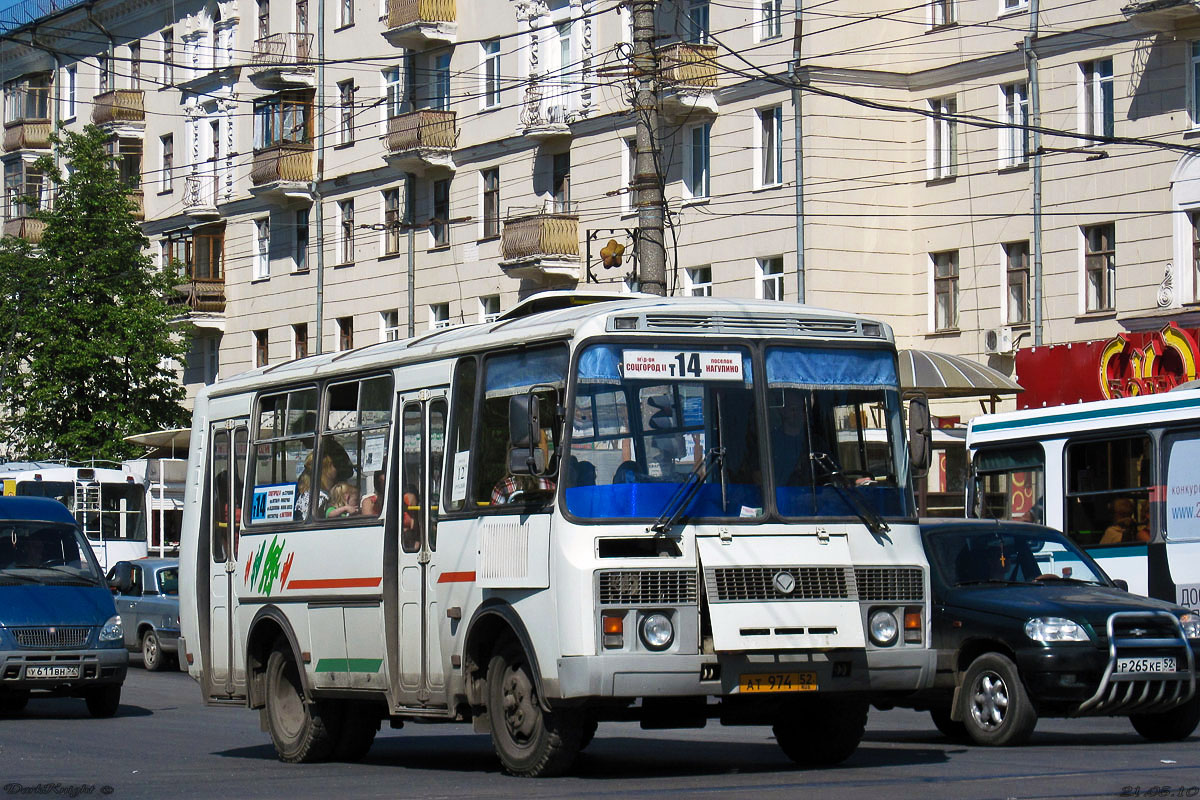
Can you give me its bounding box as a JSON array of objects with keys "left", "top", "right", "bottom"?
[{"left": 0, "top": 0, "right": 1196, "bottom": 417}]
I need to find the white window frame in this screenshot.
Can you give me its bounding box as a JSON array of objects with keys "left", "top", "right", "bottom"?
[
  {"left": 621, "top": 137, "right": 636, "bottom": 215},
  {"left": 999, "top": 0, "right": 1028, "bottom": 14},
  {"left": 380, "top": 309, "right": 400, "bottom": 342},
  {"left": 479, "top": 294, "right": 501, "bottom": 323},
  {"left": 1081, "top": 223, "right": 1116, "bottom": 314},
  {"left": 756, "top": 256, "right": 784, "bottom": 301},
  {"left": 294, "top": 208, "right": 309, "bottom": 272},
  {"left": 756, "top": 106, "right": 784, "bottom": 188},
  {"left": 480, "top": 168, "right": 500, "bottom": 240},
  {"left": 683, "top": 122, "right": 711, "bottom": 200},
  {"left": 685, "top": 265, "right": 713, "bottom": 296},
  {"left": 429, "top": 302, "right": 451, "bottom": 330},
  {"left": 339, "top": 0, "right": 353, "bottom": 28},
  {"left": 382, "top": 186, "right": 401, "bottom": 255},
  {"left": 161, "top": 29, "right": 174, "bottom": 85},
  {"left": 63, "top": 65, "right": 76, "bottom": 120},
  {"left": 482, "top": 39, "right": 501, "bottom": 109},
  {"left": 253, "top": 217, "right": 270, "bottom": 280},
  {"left": 927, "top": 97, "right": 956, "bottom": 179},
  {"left": 758, "top": 0, "right": 783, "bottom": 41},
  {"left": 1002, "top": 240, "right": 1031, "bottom": 325},
  {"left": 339, "top": 199, "right": 354, "bottom": 264},
  {"left": 1079, "top": 58, "right": 1114, "bottom": 141},
  {"left": 160, "top": 133, "right": 173, "bottom": 192},
  {"left": 999, "top": 82, "right": 1029, "bottom": 169},
  {"left": 382, "top": 67, "right": 402, "bottom": 133},
  {"left": 338, "top": 79, "right": 355, "bottom": 146}
]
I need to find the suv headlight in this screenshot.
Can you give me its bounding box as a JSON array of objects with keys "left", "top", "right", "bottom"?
[
  {"left": 99, "top": 615, "right": 123, "bottom": 642},
  {"left": 1025, "top": 617, "right": 1090, "bottom": 643},
  {"left": 1180, "top": 614, "right": 1200, "bottom": 640}
]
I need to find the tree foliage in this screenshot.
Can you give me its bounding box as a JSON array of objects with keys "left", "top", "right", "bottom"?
[{"left": 0, "top": 125, "right": 188, "bottom": 461}]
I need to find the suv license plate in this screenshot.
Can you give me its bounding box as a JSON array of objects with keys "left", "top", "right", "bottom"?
[
  {"left": 1117, "top": 657, "right": 1176, "bottom": 674},
  {"left": 738, "top": 672, "right": 817, "bottom": 693},
  {"left": 26, "top": 665, "right": 80, "bottom": 679}
]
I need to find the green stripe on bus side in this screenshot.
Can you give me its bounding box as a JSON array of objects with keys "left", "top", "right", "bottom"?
[
  {"left": 313, "top": 658, "right": 383, "bottom": 673},
  {"left": 973, "top": 396, "right": 1200, "bottom": 434}
]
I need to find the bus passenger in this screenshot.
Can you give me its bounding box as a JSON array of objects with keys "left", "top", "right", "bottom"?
[
  {"left": 1100, "top": 497, "right": 1150, "bottom": 545},
  {"left": 326, "top": 482, "right": 361, "bottom": 518},
  {"left": 360, "top": 471, "right": 385, "bottom": 516}
]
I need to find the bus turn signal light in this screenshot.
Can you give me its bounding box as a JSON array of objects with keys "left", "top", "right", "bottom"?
[
  {"left": 904, "top": 607, "right": 923, "bottom": 643},
  {"left": 603, "top": 615, "right": 624, "bottom": 649}
]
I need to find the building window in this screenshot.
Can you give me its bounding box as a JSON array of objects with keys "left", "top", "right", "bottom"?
[
  {"left": 162, "top": 29, "right": 174, "bottom": 85},
  {"left": 684, "top": 122, "right": 711, "bottom": 200},
  {"left": 483, "top": 40, "right": 501, "bottom": 108},
  {"left": 1192, "top": 42, "right": 1200, "bottom": 127},
  {"left": 1004, "top": 241, "right": 1030, "bottom": 324},
  {"left": 254, "top": 330, "right": 269, "bottom": 368},
  {"left": 164, "top": 224, "right": 224, "bottom": 281},
  {"left": 479, "top": 295, "right": 500, "bottom": 323},
  {"left": 293, "top": 323, "right": 308, "bottom": 360},
  {"left": 1000, "top": 82, "right": 1029, "bottom": 168},
  {"left": 160, "top": 134, "right": 173, "bottom": 193},
  {"left": 758, "top": 106, "right": 783, "bottom": 187},
  {"left": 757, "top": 256, "right": 783, "bottom": 301},
  {"left": 1192, "top": 211, "right": 1200, "bottom": 303},
  {"left": 338, "top": 316, "right": 354, "bottom": 351},
  {"left": 687, "top": 0, "right": 709, "bottom": 44},
  {"left": 339, "top": 0, "right": 353, "bottom": 27},
  {"left": 4, "top": 73, "right": 50, "bottom": 124},
  {"left": 759, "top": 0, "right": 782, "bottom": 39},
  {"left": 686, "top": 266, "right": 713, "bottom": 296},
  {"left": 254, "top": 91, "right": 313, "bottom": 150},
  {"left": 933, "top": 250, "right": 959, "bottom": 330},
  {"left": 623, "top": 138, "right": 636, "bottom": 213},
  {"left": 931, "top": 0, "right": 955, "bottom": 26},
  {"left": 1084, "top": 223, "right": 1116, "bottom": 312},
  {"left": 382, "top": 187, "right": 400, "bottom": 255},
  {"left": 98, "top": 54, "right": 111, "bottom": 93},
  {"left": 338, "top": 80, "right": 355, "bottom": 146},
  {"left": 481, "top": 168, "right": 500, "bottom": 239},
  {"left": 129, "top": 42, "right": 141, "bottom": 89},
  {"left": 295, "top": 208, "right": 309, "bottom": 272},
  {"left": 1081, "top": 59, "right": 1114, "bottom": 139},
  {"left": 339, "top": 199, "right": 354, "bottom": 264},
  {"left": 383, "top": 66, "right": 402, "bottom": 122},
  {"left": 928, "top": 97, "right": 957, "bottom": 179},
  {"left": 431, "top": 53, "right": 450, "bottom": 110},
  {"left": 381, "top": 309, "right": 400, "bottom": 342},
  {"left": 64, "top": 66, "right": 76, "bottom": 119},
  {"left": 257, "top": 0, "right": 271, "bottom": 40},
  {"left": 430, "top": 302, "right": 451, "bottom": 330},
  {"left": 431, "top": 178, "right": 449, "bottom": 247},
  {"left": 553, "top": 151, "right": 570, "bottom": 211},
  {"left": 106, "top": 137, "right": 142, "bottom": 189},
  {"left": 2, "top": 161, "right": 44, "bottom": 222},
  {"left": 253, "top": 217, "right": 271, "bottom": 280},
  {"left": 1002, "top": 0, "right": 1028, "bottom": 11}
]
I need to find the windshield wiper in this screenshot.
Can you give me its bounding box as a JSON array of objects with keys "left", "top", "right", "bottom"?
[
  {"left": 811, "top": 451, "right": 891, "bottom": 537},
  {"left": 25, "top": 564, "right": 101, "bottom": 586},
  {"left": 0, "top": 569, "right": 42, "bottom": 583},
  {"left": 649, "top": 447, "right": 725, "bottom": 536}
]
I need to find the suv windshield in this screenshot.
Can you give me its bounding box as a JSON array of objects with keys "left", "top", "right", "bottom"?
[
  {"left": 0, "top": 521, "right": 104, "bottom": 586},
  {"left": 925, "top": 527, "right": 1108, "bottom": 587}
]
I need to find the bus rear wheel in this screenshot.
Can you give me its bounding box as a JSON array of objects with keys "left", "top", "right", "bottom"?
[
  {"left": 772, "top": 696, "right": 868, "bottom": 767},
  {"left": 263, "top": 646, "right": 339, "bottom": 763},
  {"left": 486, "top": 641, "right": 583, "bottom": 777}
]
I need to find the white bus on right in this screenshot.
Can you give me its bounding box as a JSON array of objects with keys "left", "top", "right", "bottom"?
[{"left": 966, "top": 387, "right": 1200, "bottom": 612}]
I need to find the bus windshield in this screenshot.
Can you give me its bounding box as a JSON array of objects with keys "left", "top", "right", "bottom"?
[
  {"left": 563, "top": 343, "right": 912, "bottom": 522},
  {"left": 16, "top": 480, "right": 147, "bottom": 542}
]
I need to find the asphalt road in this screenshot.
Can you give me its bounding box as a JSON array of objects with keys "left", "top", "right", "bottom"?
[{"left": 1, "top": 659, "right": 1197, "bottom": 800}]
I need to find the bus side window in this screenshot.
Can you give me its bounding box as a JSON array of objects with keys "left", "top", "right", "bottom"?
[
  {"left": 250, "top": 388, "right": 317, "bottom": 524},
  {"left": 1065, "top": 436, "right": 1151, "bottom": 546},
  {"left": 428, "top": 399, "right": 446, "bottom": 549},
  {"left": 211, "top": 429, "right": 230, "bottom": 563},
  {"left": 444, "top": 358, "right": 478, "bottom": 514},
  {"left": 320, "top": 375, "right": 392, "bottom": 520},
  {"left": 401, "top": 404, "right": 423, "bottom": 553}
]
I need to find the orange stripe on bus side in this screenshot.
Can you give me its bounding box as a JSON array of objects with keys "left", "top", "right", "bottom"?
[
  {"left": 438, "top": 571, "right": 476, "bottom": 584},
  {"left": 287, "top": 577, "right": 383, "bottom": 589}
]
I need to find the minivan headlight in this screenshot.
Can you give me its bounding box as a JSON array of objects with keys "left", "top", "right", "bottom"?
[
  {"left": 1180, "top": 614, "right": 1200, "bottom": 640},
  {"left": 99, "top": 615, "right": 123, "bottom": 642},
  {"left": 1025, "top": 617, "right": 1089, "bottom": 643}
]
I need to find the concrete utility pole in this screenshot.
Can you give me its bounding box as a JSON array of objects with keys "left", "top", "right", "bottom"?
[{"left": 631, "top": 0, "right": 666, "bottom": 296}]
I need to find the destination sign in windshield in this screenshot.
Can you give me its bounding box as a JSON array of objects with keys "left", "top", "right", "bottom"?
[{"left": 621, "top": 350, "right": 744, "bottom": 381}]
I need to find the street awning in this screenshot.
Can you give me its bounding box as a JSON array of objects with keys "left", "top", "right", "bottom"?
[
  {"left": 898, "top": 349, "right": 1023, "bottom": 399},
  {"left": 124, "top": 428, "right": 191, "bottom": 457}
]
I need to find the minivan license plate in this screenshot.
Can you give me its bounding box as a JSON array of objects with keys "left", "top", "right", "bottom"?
[
  {"left": 1117, "top": 657, "right": 1176, "bottom": 674},
  {"left": 26, "top": 665, "right": 79, "bottom": 679}
]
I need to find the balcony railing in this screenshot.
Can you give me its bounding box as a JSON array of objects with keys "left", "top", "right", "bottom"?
[
  {"left": 3, "top": 215, "right": 46, "bottom": 243},
  {"left": 2, "top": 119, "right": 51, "bottom": 151},
  {"left": 383, "top": 109, "right": 456, "bottom": 154},
  {"left": 1123, "top": 0, "right": 1200, "bottom": 29},
  {"left": 251, "top": 142, "right": 314, "bottom": 186},
  {"left": 184, "top": 173, "right": 220, "bottom": 215},
  {"left": 387, "top": 0, "right": 455, "bottom": 30},
  {"left": 501, "top": 210, "right": 579, "bottom": 261},
  {"left": 170, "top": 277, "right": 226, "bottom": 314},
  {"left": 92, "top": 89, "right": 145, "bottom": 125},
  {"left": 655, "top": 42, "right": 719, "bottom": 90},
  {"left": 251, "top": 32, "right": 314, "bottom": 65}
]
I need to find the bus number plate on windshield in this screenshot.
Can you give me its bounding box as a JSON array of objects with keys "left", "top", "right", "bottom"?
[
  {"left": 1117, "top": 657, "right": 1176, "bottom": 674},
  {"left": 26, "top": 665, "right": 79, "bottom": 679},
  {"left": 738, "top": 672, "right": 817, "bottom": 693},
  {"left": 622, "top": 350, "right": 743, "bottom": 381}
]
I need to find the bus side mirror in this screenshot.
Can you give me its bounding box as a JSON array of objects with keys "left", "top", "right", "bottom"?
[
  {"left": 508, "top": 394, "right": 544, "bottom": 475},
  {"left": 908, "top": 395, "right": 932, "bottom": 479}
]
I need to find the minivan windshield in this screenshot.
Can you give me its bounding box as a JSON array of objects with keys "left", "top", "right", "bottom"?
[{"left": 0, "top": 522, "right": 104, "bottom": 586}]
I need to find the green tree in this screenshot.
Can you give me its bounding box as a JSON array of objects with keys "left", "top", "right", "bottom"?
[{"left": 0, "top": 125, "right": 187, "bottom": 461}]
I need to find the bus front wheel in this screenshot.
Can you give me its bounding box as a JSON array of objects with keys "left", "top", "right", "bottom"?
[
  {"left": 773, "top": 696, "right": 868, "bottom": 766},
  {"left": 263, "top": 646, "right": 338, "bottom": 763},
  {"left": 486, "top": 641, "right": 583, "bottom": 777}
]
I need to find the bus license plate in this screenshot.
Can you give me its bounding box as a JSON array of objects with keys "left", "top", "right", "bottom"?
[
  {"left": 1117, "top": 657, "right": 1176, "bottom": 674},
  {"left": 26, "top": 665, "right": 79, "bottom": 679},
  {"left": 738, "top": 672, "right": 817, "bottom": 693}
]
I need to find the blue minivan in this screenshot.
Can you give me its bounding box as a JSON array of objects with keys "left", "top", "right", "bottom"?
[{"left": 0, "top": 496, "right": 127, "bottom": 717}]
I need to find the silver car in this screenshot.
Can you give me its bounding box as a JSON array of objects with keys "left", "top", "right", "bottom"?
[{"left": 106, "top": 558, "right": 180, "bottom": 672}]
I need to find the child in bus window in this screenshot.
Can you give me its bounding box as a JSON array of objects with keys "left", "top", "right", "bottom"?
[{"left": 326, "top": 481, "right": 360, "bottom": 518}]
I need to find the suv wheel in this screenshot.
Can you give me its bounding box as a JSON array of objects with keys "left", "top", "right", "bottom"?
[{"left": 958, "top": 652, "right": 1037, "bottom": 746}]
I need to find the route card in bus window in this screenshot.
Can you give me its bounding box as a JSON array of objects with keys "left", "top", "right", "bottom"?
[{"left": 250, "top": 483, "right": 297, "bottom": 523}]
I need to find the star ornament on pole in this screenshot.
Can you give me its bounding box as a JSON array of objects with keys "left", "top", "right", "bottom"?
[{"left": 600, "top": 239, "right": 626, "bottom": 269}]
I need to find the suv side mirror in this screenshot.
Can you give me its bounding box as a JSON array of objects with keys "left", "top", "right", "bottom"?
[
  {"left": 1113, "top": 578, "right": 1129, "bottom": 592},
  {"left": 907, "top": 395, "right": 932, "bottom": 479}
]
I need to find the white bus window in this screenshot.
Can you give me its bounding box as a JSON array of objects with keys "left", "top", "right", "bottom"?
[
  {"left": 318, "top": 375, "right": 393, "bottom": 520},
  {"left": 250, "top": 388, "right": 317, "bottom": 524},
  {"left": 401, "top": 404, "right": 423, "bottom": 552},
  {"left": 1165, "top": 433, "right": 1200, "bottom": 542},
  {"left": 1065, "top": 436, "right": 1150, "bottom": 547},
  {"left": 972, "top": 446, "right": 1044, "bottom": 523},
  {"left": 444, "top": 358, "right": 477, "bottom": 513}
]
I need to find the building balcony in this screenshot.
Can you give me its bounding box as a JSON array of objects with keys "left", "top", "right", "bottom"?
[
  {"left": 520, "top": 89, "right": 572, "bottom": 141},
  {"left": 91, "top": 90, "right": 145, "bottom": 132},
  {"left": 3, "top": 119, "right": 51, "bottom": 152},
  {"left": 384, "top": 0, "right": 456, "bottom": 48},
  {"left": 382, "top": 109, "right": 456, "bottom": 174},
  {"left": 183, "top": 174, "right": 221, "bottom": 219},
  {"left": 2, "top": 215, "right": 45, "bottom": 243},
  {"left": 250, "top": 142, "right": 314, "bottom": 202},
  {"left": 170, "top": 277, "right": 226, "bottom": 317},
  {"left": 249, "top": 33, "right": 315, "bottom": 89},
  {"left": 1123, "top": 0, "right": 1200, "bottom": 29},
  {"left": 499, "top": 207, "right": 580, "bottom": 283},
  {"left": 655, "top": 42, "right": 719, "bottom": 119}
]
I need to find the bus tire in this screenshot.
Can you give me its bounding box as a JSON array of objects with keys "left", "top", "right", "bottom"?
[
  {"left": 142, "top": 630, "right": 164, "bottom": 672},
  {"left": 84, "top": 685, "right": 121, "bottom": 718},
  {"left": 958, "top": 652, "right": 1037, "bottom": 746},
  {"left": 486, "top": 641, "right": 583, "bottom": 777},
  {"left": 333, "top": 701, "right": 380, "bottom": 762},
  {"left": 929, "top": 702, "right": 969, "bottom": 742},
  {"left": 772, "top": 696, "right": 867, "bottom": 767},
  {"left": 263, "top": 646, "right": 339, "bottom": 763},
  {"left": 1131, "top": 696, "right": 1200, "bottom": 742}
]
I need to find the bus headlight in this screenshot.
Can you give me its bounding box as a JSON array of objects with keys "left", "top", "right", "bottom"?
[
  {"left": 1024, "top": 617, "right": 1089, "bottom": 643},
  {"left": 868, "top": 609, "right": 899, "bottom": 646},
  {"left": 99, "top": 615, "right": 123, "bottom": 642},
  {"left": 1180, "top": 614, "right": 1200, "bottom": 640},
  {"left": 639, "top": 613, "right": 674, "bottom": 651}
]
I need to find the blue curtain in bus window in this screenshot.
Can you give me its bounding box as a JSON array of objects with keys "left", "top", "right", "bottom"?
[
  {"left": 766, "top": 347, "right": 896, "bottom": 389},
  {"left": 485, "top": 348, "right": 568, "bottom": 397}
]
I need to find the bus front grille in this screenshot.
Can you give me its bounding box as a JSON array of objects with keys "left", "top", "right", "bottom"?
[
  {"left": 705, "top": 566, "right": 925, "bottom": 602},
  {"left": 854, "top": 567, "right": 925, "bottom": 601},
  {"left": 11, "top": 626, "right": 92, "bottom": 649},
  {"left": 597, "top": 569, "right": 698, "bottom": 606}
]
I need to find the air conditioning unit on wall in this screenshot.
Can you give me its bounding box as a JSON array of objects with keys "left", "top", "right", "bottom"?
[{"left": 983, "top": 326, "right": 1014, "bottom": 355}]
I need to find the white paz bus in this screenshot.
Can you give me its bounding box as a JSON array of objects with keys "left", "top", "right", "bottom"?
[
  {"left": 967, "top": 387, "right": 1200, "bottom": 611},
  {"left": 179, "top": 294, "right": 935, "bottom": 776}
]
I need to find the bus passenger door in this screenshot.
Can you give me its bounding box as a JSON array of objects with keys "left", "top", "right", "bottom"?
[
  {"left": 208, "top": 420, "right": 249, "bottom": 699},
  {"left": 395, "top": 393, "right": 447, "bottom": 703}
]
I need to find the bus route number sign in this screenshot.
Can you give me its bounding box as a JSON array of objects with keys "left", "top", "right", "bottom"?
[{"left": 622, "top": 350, "right": 743, "bottom": 381}]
